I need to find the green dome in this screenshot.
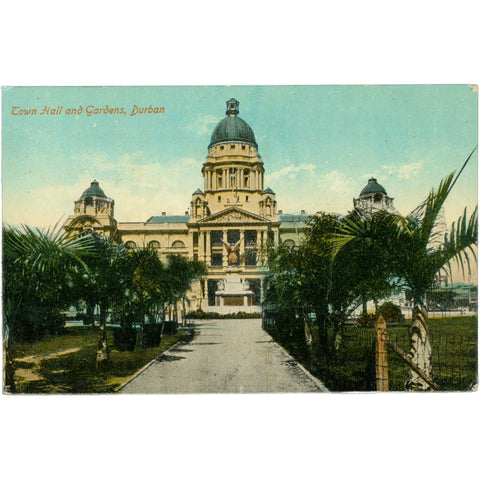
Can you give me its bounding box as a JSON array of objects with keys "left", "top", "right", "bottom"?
[
  {"left": 209, "top": 99, "right": 257, "bottom": 149},
  {"left": 81, "top": 180, "right": 106, "bottom": 198},
  {"left": 360, "top": 177, "right": 387, "bottom": 197}
]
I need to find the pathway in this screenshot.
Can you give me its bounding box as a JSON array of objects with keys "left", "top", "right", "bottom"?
[{"left": 120, "top": 318, "right": 327, "bottom": 394}]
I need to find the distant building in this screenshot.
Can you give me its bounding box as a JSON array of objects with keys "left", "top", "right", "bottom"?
[{"left": 353, "top": 177, "right": 399, "bottom": 215}]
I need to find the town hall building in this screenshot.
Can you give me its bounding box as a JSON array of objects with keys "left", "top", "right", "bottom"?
[{"left": 64, "top": 99, "right": 310, "bottom": 313}]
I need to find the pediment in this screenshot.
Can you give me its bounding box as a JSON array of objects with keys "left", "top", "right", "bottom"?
[{"left": 195, "top": 207, "right": 268, "bottom": 225}]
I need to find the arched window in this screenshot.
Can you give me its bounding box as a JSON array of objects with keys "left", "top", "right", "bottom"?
[
  {"left": 124, "top": 241, "right": 137, "bottom": 250},
  {"left": 148, "top": 240, "right": 160, "bottom": 250},
  {"left": 172, "top": 240, "right": 186, "bottom": 249},
  {"left": 283, "top": 239, "right": 296, "bottom": 248}
]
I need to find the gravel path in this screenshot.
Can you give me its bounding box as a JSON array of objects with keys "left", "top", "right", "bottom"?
[{"left": 120, "top": 318, "right": 327, "bottom": 394}]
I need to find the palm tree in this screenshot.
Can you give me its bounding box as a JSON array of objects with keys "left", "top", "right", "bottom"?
[
  {"left": 3, "top": 224, "right": 94, "bottom": 392},
  {"left": 164, "top": 255, "right": 207, "bottom": 324},
  {"left": 334, "top": 162, "right": 478, "bottom": 390},
  {"left": 74, "top": 235, "right": 130, "bottom": 366}
]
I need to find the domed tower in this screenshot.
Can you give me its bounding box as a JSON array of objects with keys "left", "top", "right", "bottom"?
[
  {"left": 353, "top": 177, "right": 398, "bottom": 214},
  {"left": 191, "top": 98, "right": 276, "bottom": 219},
  {"left": 64, "top": 180, "right": 117, "bottom": 238}
]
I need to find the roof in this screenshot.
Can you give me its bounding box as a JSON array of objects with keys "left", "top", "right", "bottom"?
[
  {"left": 81, "top": 180, "right": 107, "bottom": 198},
  {"left": 209, "top": 99, "right": 257, "bottom": 149},
  {"left": 192, "top": 188, "right": 204, "bottom": 195},
  {"left": 263, "top": 187, "right": 275, "bottom": 194},
  {"left": 360, "top": 177, "right": 387, "bottom": 196},
  {"left": 280, "top": 214, "right": 311, "bottom": 223},
  {"left": 146, "top": 215, "right": 190, "bottom": 224}
]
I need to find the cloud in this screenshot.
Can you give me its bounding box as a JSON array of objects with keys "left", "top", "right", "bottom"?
[
  {"left": 3, "top": 152, "right": 203, "bottom": 228},
  {"left": 319, "top": 169, "right": 356, "bottom": 193},
  {"left": 266, "top": 163, "right": 316, "bottom": 182},
  {"left": 383, "top": 161, "right": 423, "bottom": 179},
  {"left": 186, "top": 114, "right": 219, "bottom": 136}
]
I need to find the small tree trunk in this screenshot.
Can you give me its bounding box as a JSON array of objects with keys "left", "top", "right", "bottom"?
[
  {"left": 304, "top": 316, "right": 313, "bottom": 346},
  {"left": 96, "top": 304, "right": 109, "bottom": 369},
  {"left": 86, "top": 302, "right": 95, "bottom": 326},
  {"left": 375, "top": 315, "right": 389, "bottom": 392},
  {"left": 362, "top": 300, "right": 367, "bottom": 315},
  {"left": 405, "top": 303, "right": 433, "bottom": 391},
  {"left": 3, "top": 328, "right": 16, "bottom": 393}
]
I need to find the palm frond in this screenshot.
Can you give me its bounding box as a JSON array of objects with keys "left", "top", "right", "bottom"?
[
  {"left": 410, "top": 172, "right": 455, "bottom": 250},
  {"left": 435, "top": 206, "right": 478, "bottom": 278}
]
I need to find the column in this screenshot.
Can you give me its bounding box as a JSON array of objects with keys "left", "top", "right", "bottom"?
[
  {"left": 255, "top": 229, "right": 261, "bottom": 266},
  {"left": 203, "top": 231, "right": 208, "bottom": 262},
  {"left": 273, "top": 229, "right": 279, "bottom": 247},
  {"left": 240, "top": 229, "right": 245, "bottom": 265},
  {"left": 260, "top": 278, "right": 265, "bottom": 303},
  {"left": 223, "top": 229, "right": 228, "bottom": 267},
  {"left": 206, "top": 230, "right": 211, "bottom": 266},
  {"left": 224, "top": 168, "right": 228, "bottom": 189},
  {"left": 198, "top": 229, "right": 204, "bottom": 262}
]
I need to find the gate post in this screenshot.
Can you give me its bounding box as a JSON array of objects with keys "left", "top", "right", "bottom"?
[{"left": 375, "top": 314, "right": 389, "bottom": 392}]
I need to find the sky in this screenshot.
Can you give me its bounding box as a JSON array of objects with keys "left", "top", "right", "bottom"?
[{"left": 2, "top": 85, "right": 478, "bottom": 280}]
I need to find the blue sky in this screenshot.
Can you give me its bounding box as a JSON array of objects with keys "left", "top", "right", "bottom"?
[{"left": 2, "top": 85, "right": 477, "bottom": 237}]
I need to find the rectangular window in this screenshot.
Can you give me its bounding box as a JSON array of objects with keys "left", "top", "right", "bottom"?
[
  {"left": 207, "top": 280, "right": 219, "bottom": 306},
  {"left": 246, "top": 195, "right": 249, "bottom": 202},
  {"left": 211, "top": 253, "right": 223, "bottom": 267},
  {"left": 210, "top": 230, "right": 223, "bottom": 246},
  {"left": 227, "top": 230, "right": 240, "bottom": 244},
  {"left": 218, "top": 196, "right": 221, "bottom": 202},
  {"left": 245, "top": 230, "right": 257, "bottom": 266}
]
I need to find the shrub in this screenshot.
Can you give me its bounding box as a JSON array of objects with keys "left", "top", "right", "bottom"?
[
  {"left": 377, "top": 301, "right": 405, "bottom": 324},
  {"left": 186, "top": 310, "right": 262, "bottom": 319},
  {"left": 358, "top": 312, "right": 376, "bottom": 326}
]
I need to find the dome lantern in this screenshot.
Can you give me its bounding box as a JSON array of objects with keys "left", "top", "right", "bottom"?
[{"left": 226, "top": 98, "right": 239, "bottom": 116}]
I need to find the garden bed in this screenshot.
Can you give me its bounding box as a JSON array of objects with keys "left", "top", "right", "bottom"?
[{"left": 11, "top": 326, "right": 188, "bottom": 393}]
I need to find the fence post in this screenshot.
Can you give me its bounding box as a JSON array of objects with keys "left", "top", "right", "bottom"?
[{"left": 375, "top": 314, "right": 389, "bottom": 392}]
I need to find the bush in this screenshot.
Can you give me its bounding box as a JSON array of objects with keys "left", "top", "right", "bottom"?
[
  {"left": 186, "top": 309, "right": 262, "bottom": 319},
  {"left": 357, "top": 312, "right": 376, "bottom": 326},
  {"left": 162, "top": 321, "right": 178, "bottom": 335},
  {"left": 141, "top": 324, "right": 163, "bottom": 348},
  {"left": 113, "top": 327, "right": 137, "bottom": 351},
  {"left": 377, "top": 301, "right": 405, "bottom": 324}
]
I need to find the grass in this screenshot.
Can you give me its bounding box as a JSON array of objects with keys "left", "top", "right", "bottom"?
[
  {"left": 315, "top": 316, "right": 478, "bottom": 392},
  {"left": 11, "top": 326, "right": 188, "bottom": 394}
]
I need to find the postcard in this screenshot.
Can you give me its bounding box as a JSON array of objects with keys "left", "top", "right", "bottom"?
[{"left": 2, "top": 85, "right": 478, "bottom": 394}]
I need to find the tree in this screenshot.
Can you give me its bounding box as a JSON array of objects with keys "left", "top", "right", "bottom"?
[
  {"left": 72, "top": 235, "right": 130, "bottom": 367},
  {"left": 334, "top": 169, "right": 478, "bottom": 390},
  {"left": 127, "top": 247, "right": 169, "bottom": 325},
  {"left": 3, "top": 224, "right": 93, "bottom": 392},
  {"left": 164, "top": 255, "right": 207, "bottom": 324},
  {"left": 264, "top": 213, "right": 388, "bottom": 368}
]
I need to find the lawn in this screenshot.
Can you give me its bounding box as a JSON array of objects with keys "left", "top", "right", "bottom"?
[
  {"left": 11, "top": 326, "right": 188, "bottom": 394},
  {"left": 296, "top": 316, "right": 478, "bottom": 392}
]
